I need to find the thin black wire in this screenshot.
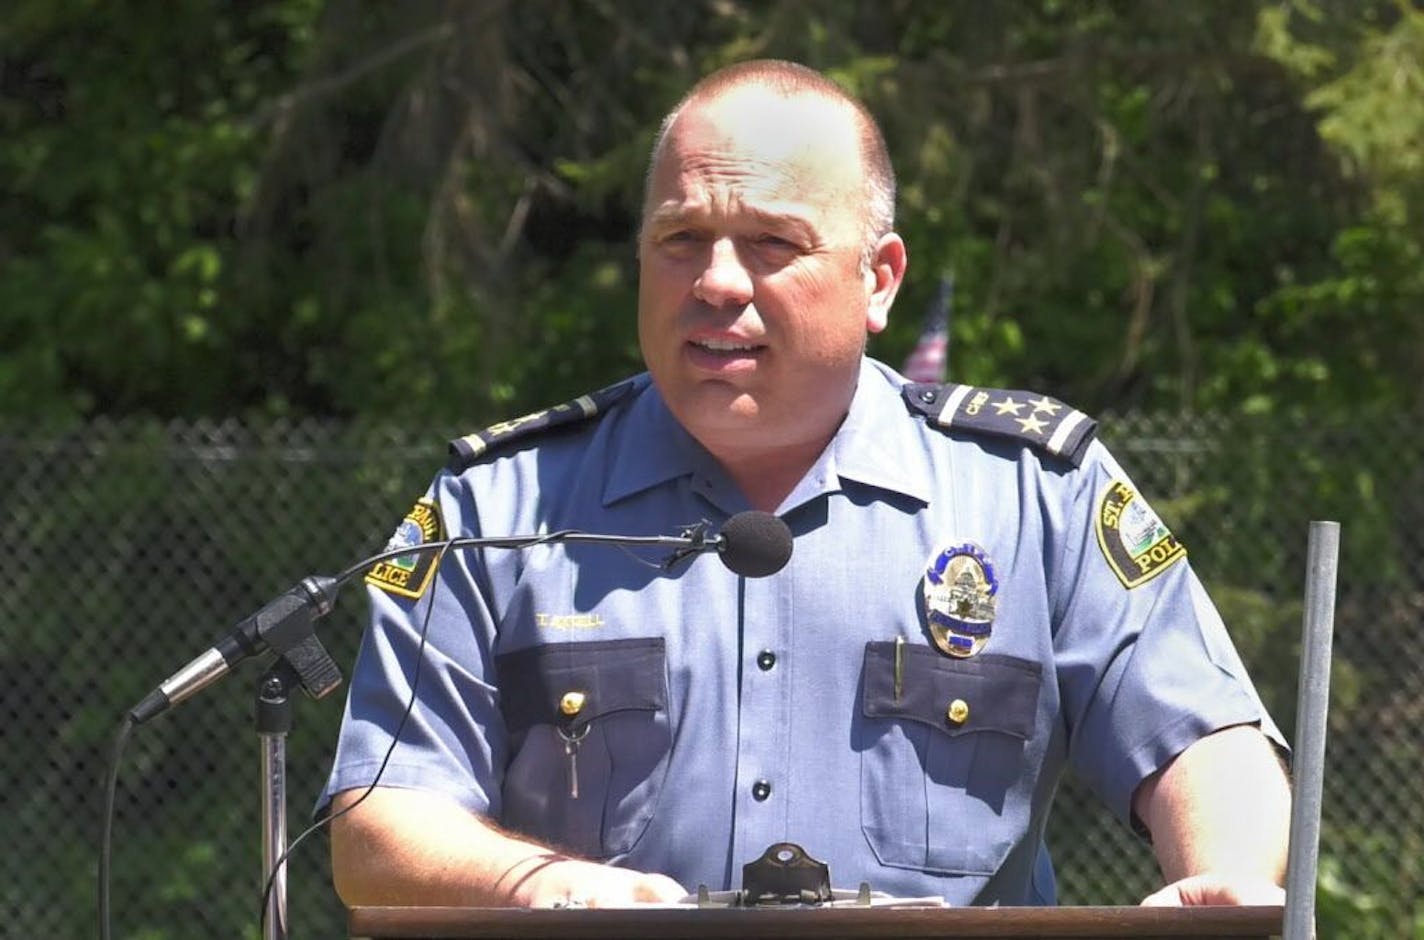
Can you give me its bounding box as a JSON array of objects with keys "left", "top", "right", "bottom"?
[
  {"left": 98, "top": 715, "right": 136, "bottom": 940},
  {"left": 331, "top": 529, "right": 679, "bottom": 587},
  {"left": 101, "top": 524, "right": 689, "bottom": 939},
  {"left": 253, "top": 529, "right": 676, "bottom": 929},
  {"left": 257, "top": 540, "right": 454, "bottom": 934}
]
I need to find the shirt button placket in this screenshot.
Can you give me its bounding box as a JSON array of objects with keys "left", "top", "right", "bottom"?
[{"left": 733, "top": 572, "right": 791, "bottom": 865}]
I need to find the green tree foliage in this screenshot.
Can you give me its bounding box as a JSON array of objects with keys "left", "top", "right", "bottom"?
[
  {"left": 1254, "top": 0, "right": 1424, "bottom": 413},
  {"left": 1, "top": 0, "right": 320, "bottom": 419},
  {"left": 3, "top": 1, "right": 1420, "bottom": 425}
]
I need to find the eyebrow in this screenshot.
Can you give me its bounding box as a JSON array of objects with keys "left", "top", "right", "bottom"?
[{"left": 645, "top": 201, "right": 817, "bottom": 238}]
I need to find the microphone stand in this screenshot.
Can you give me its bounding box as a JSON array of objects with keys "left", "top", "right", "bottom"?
[
  {"left": 256, "top": 661, "right": 300, "bottom": 940},
  {"left": 240, "top": 531, "right": 714, "bottom": 939},
  {"left": 252, "top": 631, "right": 346, "bottom": 940},
  {"left": 112, "top": 514, "right": 788, "bottom": 939}
]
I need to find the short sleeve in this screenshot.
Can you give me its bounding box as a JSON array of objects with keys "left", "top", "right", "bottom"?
[
  {"left": 316, "top": 470, "right": 508, "bottom": 819},
  {"left": 1050, "top": 441, "right": 1286, "bottom": 826}
]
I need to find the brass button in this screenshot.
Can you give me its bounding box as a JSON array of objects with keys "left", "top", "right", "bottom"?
[
  {"left": 946, "top": 698, "right": 970, "bottom": 725},
  {"left": 559, "top": 691, "right": 586, "bottom": 717}
]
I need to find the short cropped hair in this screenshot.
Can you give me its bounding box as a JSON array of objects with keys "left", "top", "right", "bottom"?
[{"left": 644, "top": 60, "right": 896, "bottom": 260}]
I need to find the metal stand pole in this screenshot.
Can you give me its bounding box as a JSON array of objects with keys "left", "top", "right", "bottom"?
[
  {"left": 1283, "top": 521, "right": 1339, "bottom": 940},
  {"left": 257, "top": 664, "right": 297, "bottom": 940}
]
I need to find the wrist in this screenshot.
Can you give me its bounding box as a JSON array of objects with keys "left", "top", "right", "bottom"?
[{"left": 496, "top": 852, "right": 576, "bottom": 907}]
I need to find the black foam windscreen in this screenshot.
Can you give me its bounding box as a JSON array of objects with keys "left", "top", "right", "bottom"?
[{"left": 718, "top": 511, "right": 794, "bottom": 578}]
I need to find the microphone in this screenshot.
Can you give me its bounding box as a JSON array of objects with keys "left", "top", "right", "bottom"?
[
  {"left": 715, "top": 510, "right": 794, "bottom": 578},
  {"left": 128, "top": 576, "right": 342, "bottom": 725},
  {"left": 127, "top": 512, "right": 793, "bottom": 725}
]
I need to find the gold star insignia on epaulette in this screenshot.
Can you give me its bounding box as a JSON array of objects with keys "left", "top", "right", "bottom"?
[
  {"left": 446, "top": 376, "right": 645, "bottom": 472},
  {"left": 1029, "top": 395, "right": 1061, "bottom": 415},
  {"left": 1016, "top": 413, "right": 1049, "bottom": 435},
  {"left": 902, "top": 382, "right": 1099, "bottom": 467},
  {"left": 993, "top": 396, "right": 1024, "bottom": 416},
  {"left": 482, "top": 409, "right": 557, "bottom": 440}
]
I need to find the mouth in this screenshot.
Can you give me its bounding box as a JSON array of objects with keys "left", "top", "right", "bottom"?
[
  {"left": 692, "top": 338, "right": 764, "bottom": 354},
  {"left": 684, "top": 336, "right": 766, "bottom": 372}
]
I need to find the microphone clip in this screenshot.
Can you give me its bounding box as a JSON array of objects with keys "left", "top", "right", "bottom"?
[{"left": 662, "top": 519, "right": 718, "bottom": 572}]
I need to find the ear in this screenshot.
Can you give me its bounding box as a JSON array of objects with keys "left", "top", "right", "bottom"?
[{"left": 864, "top": 233, "right": 907, "bottom": 335}]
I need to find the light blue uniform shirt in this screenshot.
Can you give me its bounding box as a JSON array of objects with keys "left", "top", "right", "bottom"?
[{"left": 320, "top": 358, "right": 1281, "bottom": 905}]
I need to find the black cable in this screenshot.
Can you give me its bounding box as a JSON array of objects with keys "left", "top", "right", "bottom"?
[
  {"left": 98, "top": 715, "right": 136, "bottom": 940},
  {"left": 101, "top": 530, "right": 571, "bottom": 939},
  {"left": 329, "top": 528, "right": 675, "bottom": 588},
  {"left": 257, "top": 540, "right": 452, "bottom": 934},
  {"left": 106, "top": 520, "right": 711, "bottom": 936},
  {"left": 254, "top": 527, "right": 678, "bottom": 928}
]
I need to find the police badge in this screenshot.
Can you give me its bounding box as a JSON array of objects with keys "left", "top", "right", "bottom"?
[{"left": 923, "top": 542, "right": 998, "bottom": 658}]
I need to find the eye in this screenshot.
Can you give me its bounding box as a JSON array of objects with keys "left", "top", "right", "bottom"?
[
  {"left": 652, "top": 229, "right": 705, "bottom": 258},
  {"left": 661, "top": 229, "right": 702, "bottom": 245},
  {"left": 751, "top": 234, "right": 804, "bottom": 266}
]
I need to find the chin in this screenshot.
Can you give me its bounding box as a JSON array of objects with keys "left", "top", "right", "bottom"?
[{"left": 673, "top": 386, "right": 765, "bottom": 437}]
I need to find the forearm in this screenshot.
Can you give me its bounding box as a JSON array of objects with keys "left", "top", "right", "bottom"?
[
  {"left": 329, "top": 786, "right": 686, "bottom": 908},
  {"left": 330, "top": 786, "right": 553, "bottom": 905},
  {"left": 1133, "top": 724, "right": 1291, "bottom": 884}
]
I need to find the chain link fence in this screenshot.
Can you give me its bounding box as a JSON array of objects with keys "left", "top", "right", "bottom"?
[{"left": 2, "top": 409, "right": 1420, "bottom": 937}]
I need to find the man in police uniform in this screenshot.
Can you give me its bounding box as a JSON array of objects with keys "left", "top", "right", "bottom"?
[{"left": 321, "top": 60, "right": 1290, "bottom": 909}]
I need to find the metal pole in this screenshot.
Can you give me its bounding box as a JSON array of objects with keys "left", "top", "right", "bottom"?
[
  {"left": 257, "top": 668, "right": 295, "bottom": 940},
  {"left": 1283, "top": 521, "right": 1339, "bottom": 940}
]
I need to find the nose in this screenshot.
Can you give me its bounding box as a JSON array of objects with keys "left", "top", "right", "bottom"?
[{"left": 692, "top": 238, "right": 754, "bottom": 308}]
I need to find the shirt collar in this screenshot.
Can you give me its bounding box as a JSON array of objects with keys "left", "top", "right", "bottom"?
[
  {"left": 823, "top": 358, "right": 935, "bottom": 505},
  {"left": 601, "top": 376, "right": 710, "bottom": 507},
  {"left": 601, "top": 359, "right": 935, "bottom": 508}
]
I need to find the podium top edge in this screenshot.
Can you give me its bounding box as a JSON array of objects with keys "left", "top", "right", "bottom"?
[{"left": 348, "top": 903, "right": 1285, "bottom": 939}]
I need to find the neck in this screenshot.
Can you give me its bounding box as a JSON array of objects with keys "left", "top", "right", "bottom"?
[
  {"left": 708, "top": 432, "right": 834, "bottom": 514},
  {"left": 676, "top": 365, "right": 863, "bottom": 513}
]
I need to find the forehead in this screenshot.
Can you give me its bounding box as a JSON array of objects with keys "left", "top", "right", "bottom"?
[{"left": 648, "top": 87, "right": 865, "bottom": 215}]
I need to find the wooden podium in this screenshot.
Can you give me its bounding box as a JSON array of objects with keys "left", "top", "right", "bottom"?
[{"left": 348, "top": 904, "right": 1284, "bottom": 939}]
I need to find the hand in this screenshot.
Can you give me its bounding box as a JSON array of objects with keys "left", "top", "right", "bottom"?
[
  {"left": 1140, "top": 872, "right": 1286, "bottom": 907},
  {"left": 511, "top": 857, "right": 687, "bottom": 908}
]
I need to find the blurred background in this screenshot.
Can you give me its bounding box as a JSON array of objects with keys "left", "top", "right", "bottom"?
[{"left": 2, "top": 1, "right": 1421, "bottom": 936}]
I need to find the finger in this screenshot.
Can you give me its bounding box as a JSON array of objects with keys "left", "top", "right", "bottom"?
[
  {"left": 1139, "top": 883, "right": 1184, "bottom": 907},
  {"left": 1141, "top": 874, "right": 1285, "bottom": 907},
  {"left": 634, "top": 873, "right": 689, "bottom": 903}
]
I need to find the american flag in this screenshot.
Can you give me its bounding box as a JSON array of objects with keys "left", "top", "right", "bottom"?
[{"left": 902, "top": 275, "right": 954, "bottom": 384}]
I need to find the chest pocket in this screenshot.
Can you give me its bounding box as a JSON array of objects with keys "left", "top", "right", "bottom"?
[
  {"left": 859, "top": 642, "right": 1041, "bottom": 876},
  {"left": 496, "top": 637, "right": 670, "bottom": 859}
]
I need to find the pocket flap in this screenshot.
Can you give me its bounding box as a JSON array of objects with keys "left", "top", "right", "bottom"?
[
  {"left": 862, "top": 642, "right": 1040, "bottom": 739},
  {"left": 497, "top": 637, "right": 667, "bottom": 736}
]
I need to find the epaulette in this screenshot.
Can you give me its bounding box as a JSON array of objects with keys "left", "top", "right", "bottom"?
[
  {"left": 446, "top": 376, "right": 643, "bottom": 472},
  {"left": 902, "top": 381, "right": 1097, "bottom": 467}
]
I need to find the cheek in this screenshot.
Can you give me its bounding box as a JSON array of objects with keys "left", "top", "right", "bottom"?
[
  {"left": 638, "top": 265, "right": 685, "bottom": 327},
  {"left": 778, "top": 256, "right": 866, "bottom": 308},
  {"left": 768, "top": 269, "right": 870, "bottom": 356}
]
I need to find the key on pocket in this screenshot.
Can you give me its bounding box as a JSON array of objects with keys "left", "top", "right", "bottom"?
[{"left": 558, "top": 723, "right": 589, "bottom": 799}]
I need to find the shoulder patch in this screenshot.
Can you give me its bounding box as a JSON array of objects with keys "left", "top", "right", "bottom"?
[
  {"left": 902, "top": 382, "right": 1098, "bottom": 467},
  {"left": 447, "top": 376, "right": 644, "bottom": 472},
  {"left": 1094, "top": 479, "right": 1186, "bottom": 588},
  {"left": 366, "top": 497, "right": 445, "bottom": 599}
]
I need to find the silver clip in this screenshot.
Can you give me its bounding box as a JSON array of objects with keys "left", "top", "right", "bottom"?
[{"left": 558, "top": 723, "right": 589, "bottom": 799}]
